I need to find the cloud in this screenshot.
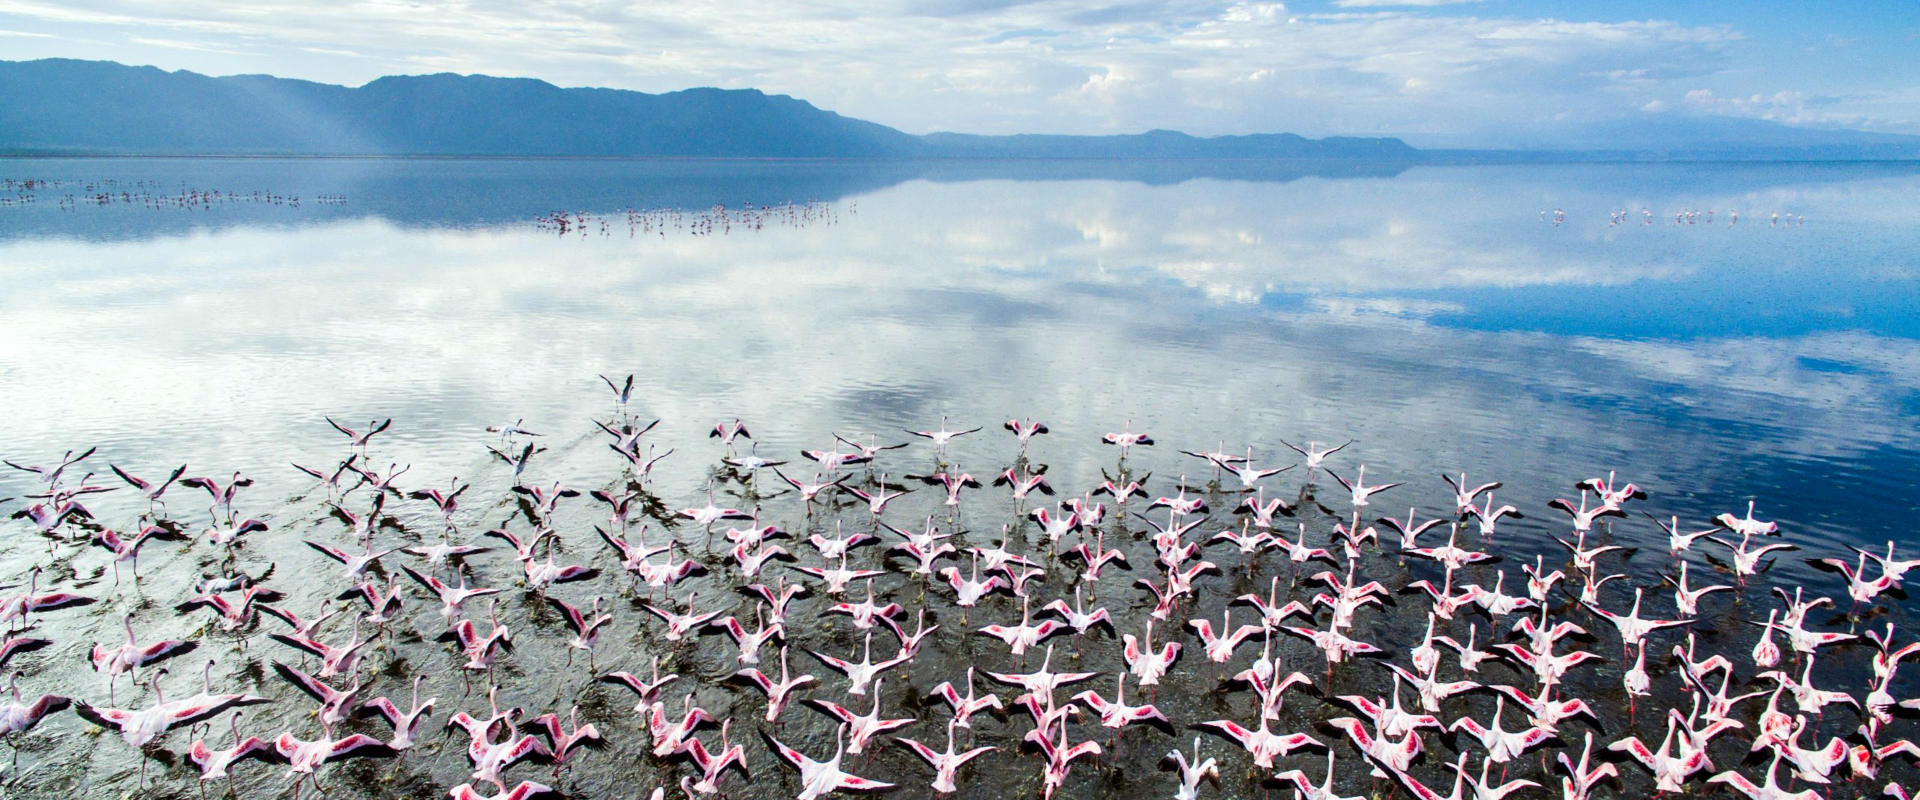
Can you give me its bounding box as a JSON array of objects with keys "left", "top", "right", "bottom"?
[
  {"left": 0, "top": 0, "right": 1905, "bottom": 141},
  {"left": 7, "top": 168, "right": 1917, "bottom": 567},
  {"left": 1680, "top": 87, "right": 1891, "bottom": 129},
  {"left": 127, "top": 35, "right": 258, "bottom": 56}
]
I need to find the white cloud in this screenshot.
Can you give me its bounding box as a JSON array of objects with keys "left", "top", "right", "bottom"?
[
  {"left": 0, "top": 0, "right": 1905, "bottom": 140},
  {"left": 1679, "top": 86, "right": 1890, "bottom": 129},
  {"left": 6, "top": 170, "right": 1915, "bottom": 567},
  {"left": 127, "top": 35, "right": 257, "bottom": 56}
]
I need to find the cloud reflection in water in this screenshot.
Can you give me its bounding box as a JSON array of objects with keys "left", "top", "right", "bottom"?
[{"left": 1, "top": 159, "right": 1918, "bottom": 559}]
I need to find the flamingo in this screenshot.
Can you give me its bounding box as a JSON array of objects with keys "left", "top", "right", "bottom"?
[
  {"left": 1196, "top": 714, "right": 1323, "bottom": 770},
  {"left": 1449, "top": 696, "right": 1555, "bottom": 763},
  {"left": 1280, "top": 439, "right": 1349, "bottom": 477},
  {"left": 1122, "top": 618, "right": 1182, "bottom": 686},
  {"left": 1584, "top": 587, "right": 1690, "bottom": 653},
  {"left": 1102, "top": 420, "right": 1154, "bottom": 457},
  {"left": 600, "top": 655, "right": 681, "bottom": 716},
  {"left": 546, "top": 596, "right": 612, "bottom": 665},
  {"left": 409, "top": 479, "right": 469, "bottom": 525},
  {"left": 1, "top": 671, "right": 71, "bottom": 744},
  {"left": 181, "top": 470, "right": 255, "bottom": 518},
  {"left": 1325, "top": 464, "right": 1400, "bottom": 510},
  {"left": 928, "top": 666, "right": 1003, "bottom": 728},
  {"left": 1190, "top": 607, "right": 1263, "bottom": 664},
  {"left": 184, "top": 711, "right": 273, "bottom": 790},
  {"left": 898, "top": 718, "right": 995, "bottom": 794},
  {"left": 730, "top": 646, "right": 815, "bottom": 723},
  {"left": 1238, "top": 490, "right": 1295, "bottom": 529},
  {"left": 448, "top": 782, "right": 559, "bottom": 800},
  {"left": 1073, "top": 672, "right": 1168, "bottom": 739},
  {"left": 679, "top": 718, "right": 748, "bottom": 795},
  {"left": 761, "top": 723, "right": 895, "bottom": 800},
  {"left": 1810, "top": 551, "right": 1902, "bottom": 606},
  {"left": 448, "top": 699, "right": 550, "bottom": 789},
  {"left": 808, "top": 631, "right": 909, "bottom": 696},
  {"left": 1708, "top": 752, "right": 1820, "bottom": 800},
  {"left": 709, "top": 605, "right": 783, "bottom": 665},
  {"left": 598, "top": 372, "right": 635, "bottom": 411},
  {"left": 1273, "top": 749, "right": 1365, "bottom": 800},
  {"left": 272, "top": 660, "right": 364, "bottom": 727},
  {"left": 108, "top": 462, "right": 188, "bottom": 507},
  {"left": 710, "top": 418, "right": 751, "bottom": 445},
  {"left": 1714, "top": 500, "right": 1778, "bottom": 537},
  {"left": 905, "top": 415, "right": 982, "bottom": 455},
  {"left": 641, "top": 592, "right": 722, "bottom": 642},
  {"left": 402, "top": 565, "right": 502, "bottom": 624},
  {"left": 1163, "top": 736, "right": 1222, "bottom": 800},
  {"left": 909, "top": 471, "right": 981, "bottom": 506},
  {"left": 805, "top": 677, "right": 914, "bottom": 754},
  {"left": 1025, "top": 719, "right": 1103, "bottom": 800},
  {"left": 77, "top": 667, "right": 272, "bottom": 749},
  {"left": 361, "top": 674, "right": 435, "bottom": 752},
  {"left": 527, "top": 704, "right": 601, "bottom": 769},
  {"left": 305, "top": 537, "right": 399, "bottom": 581},
  {"left": 985, "top": 643, "right": 1099, "bottom": 704},
  {"left": 437, "top": 603, "right": 511, "bottom": 672},
  {"left": 1041, "top": 585, "right": 1114, "bottom": 635},
  {"left": 1440, "top": 474, "right": 1501, "bottom": 516},
  {"left": 270, "top": 617, "right": 372, "bottom": 678},
  {"left": 1609, "top": 714, "right": 1711, "bottom": 792},
  {"left": 326, "top": 417, "right": 392, "bottom": 450},
  {"left": 1003, "top": 418, "right": 1049, "bottom": 450},
  {"left": 1334, "top": 682, "right": 1440, "bottom": 740},
  {"left": 644, "top": 693, "right": 711, "bottom": 757},
  {"left": 940, "top": 553, "right": 1007, "bottom": 607},
  {"left": 1467, "top": 493, "right": 1524, "bottom": 537},
  {"left": 291, "top": 456, "right": 360, "bottom": 495},
  {"left": 976, "top": 596, "right": 1065, "bottom": 655},
  {"left": 90, "top": 612, "right": 198, "bottom": 701}
]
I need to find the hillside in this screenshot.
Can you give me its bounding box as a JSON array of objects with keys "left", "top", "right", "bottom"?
[{"left": 0, "top": 59, "right": 1418, "bottom": 160}]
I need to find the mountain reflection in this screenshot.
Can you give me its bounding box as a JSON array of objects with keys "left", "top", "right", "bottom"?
[{"left": 3, "top": 160, "right": 1918, "bottom": 563}]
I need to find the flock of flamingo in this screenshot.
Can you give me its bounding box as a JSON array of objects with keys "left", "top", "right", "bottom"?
[
  {"left": 2, "top": 374, "right": 1915, "bottom": 800},
  {"left": 1539, "top": 207, "right": 1807, "bottom": 227},
  {"left": 534, "top": 200, "right": 847, "bottom": 238},
  {"left": 0, "top": 177, "right": 344, "bottom": 211}
]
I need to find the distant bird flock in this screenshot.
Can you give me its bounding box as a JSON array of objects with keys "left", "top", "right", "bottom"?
[
  {"left": 535, "top": 200, "right": 848, "bottom": 238},
  {"left": 3, "top": 373, "right": 1915, "bottom": 800},
  {"left": 0, "top": 178, "right": 343, "bottom": 211},
  {"left": 1540, "top": 207, "right": 1808, "bottom": 227}
]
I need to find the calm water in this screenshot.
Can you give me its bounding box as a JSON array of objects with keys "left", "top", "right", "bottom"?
[{"left": 2, "top": 157, "right": 1917, "bottom": 799}]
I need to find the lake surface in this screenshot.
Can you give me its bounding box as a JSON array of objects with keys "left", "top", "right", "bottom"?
[{"left": 2, "top": 157, "right": 1917, "bottom": 799}]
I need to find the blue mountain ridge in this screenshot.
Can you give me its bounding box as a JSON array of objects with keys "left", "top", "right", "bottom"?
[
  {"left": 0, "top": 59, "right": 1414, "bottom": 159},
  {"left": 4, "top": 59, "right": 1913, "bottom": 160}
]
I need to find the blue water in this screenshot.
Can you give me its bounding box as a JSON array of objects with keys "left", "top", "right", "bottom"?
[
  {"left": 1, "top": 157, "right": 1916, "bottom": 799},
  {"left": 4, "top": 155, "right": 1917, "bottom": 601}
]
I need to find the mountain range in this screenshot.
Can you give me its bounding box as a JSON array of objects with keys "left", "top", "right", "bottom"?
[
  {"left": 3, "top": 58, "right": 1915, "bottom": 160},
  {"left": 0, "top": 59, "right": 1416, "bottom": 160}
]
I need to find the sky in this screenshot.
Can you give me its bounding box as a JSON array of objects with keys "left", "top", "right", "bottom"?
[{"left": 2, "top": 1, "right": 1917, "bottom": 146}]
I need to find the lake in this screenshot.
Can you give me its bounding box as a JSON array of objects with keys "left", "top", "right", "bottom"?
[{"left": 2, "top": 157, "right": 1916, "bottom": 799}]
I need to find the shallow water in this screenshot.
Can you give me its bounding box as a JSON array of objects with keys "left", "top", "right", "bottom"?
[{"left": 1, "top": 157, "right": 1917, "bottom": 799}]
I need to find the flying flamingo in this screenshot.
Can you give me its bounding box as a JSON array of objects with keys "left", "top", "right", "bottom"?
[
  {"left": 761, "top": 722, "right": 895, "bottom": 800},
  {"left": 898, "top": 718, "right": 995, "bottom": 794}
]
